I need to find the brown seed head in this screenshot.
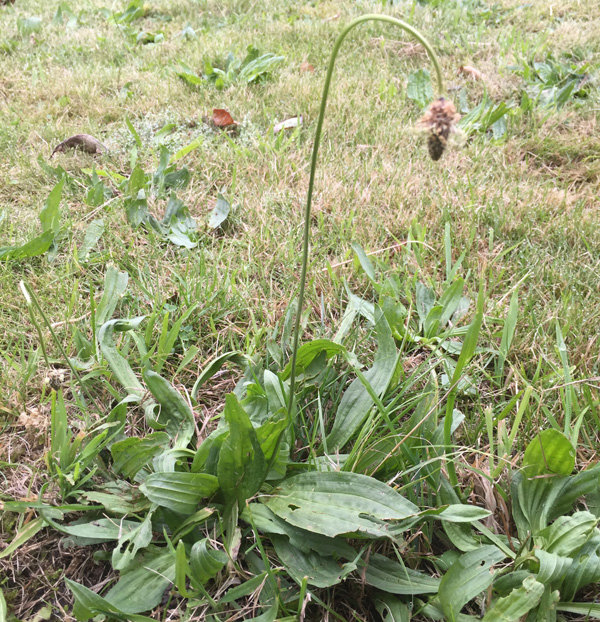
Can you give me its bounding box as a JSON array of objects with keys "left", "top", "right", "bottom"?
[{"left": 419, "top": 97, "right": 460, "bottom": 161}]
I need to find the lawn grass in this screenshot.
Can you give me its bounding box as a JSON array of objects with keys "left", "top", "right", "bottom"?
[{"left": 1, "top": 0, "right": 599, "bottom": 619}]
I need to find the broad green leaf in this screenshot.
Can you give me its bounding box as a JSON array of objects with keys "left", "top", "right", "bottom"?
[
  {"left": 263, "top": 471, "right": 418, "bottom": 538},
  {"left": 143, "top": 370, "right": 195, "bottom": 449},
  {"left": 188, "top": 538, "right": 229, "bottom": 586},
  {"left": 217, "top": 394, "right": 267, "bottom": 508},
  {"left": 191, "top": 351, "right": 247, "bottom": 399},
  {"left": 536, "top": 550, "right": 573, "bottom": 589},
  {"left": 0, "top": 517, "right": 46, "bottom": 559},
  {"left": 56, "top": 518, "right": 141, "bottom": 543},
  {"left": 364, "top": 553, "right": 440, "bottom": 594},
  {"left": 78, "top": 218, "right": 105, "bottom": 261},
  {"left": 271, "top": 534, "right": 357, "bottom": 588},
  {"left": 140, "top": 472, "right": 218, "bottom": 514},
  {"left": 110, "top": 432, "right": 170, "bottom": 479},
  {"left": 39, "top": 179, "right": 64, "bottom": 234},
  {"left": 0, "top": 230, "right": 55, "bottom": 260},
  {"left": 238, "top": 52, "right": 284, "bottom": 83},
  {"left": 512, "top": 464, "right": 600, "bottom": 536},
  {"left": 535, "top": 511, "right": 598, "bottom": 556},
  {"left": 523, "top": 429, "right": 575, "bottom": 477},
  {"left": 481, "top": 575, "right": 544, "bottom": 621},
  {"left": 416, "top": 282, "right": 436, "bottom": 326},
  {"left": 280, "top": 339, "right": 347, "bottom": 379},
  {"left": 422, "top": 504, "right": 492, "bottom": 523},
  {"left": 95, "top": 265, "right": 129, "bottom": 326},
  {"left": 207, "top": 194, "right": 230, "bottom": 229},
  {"left": 243, "top": 503, "right": 356, "bottom": 559},
  {"left": 112, "top": 510, "right": 154, "bottom": 571},
  {"left": 407, "top": 68, "right": 434, "bottom": 109},
  {"left": 374, "top": 594, "right": 410, "bottom": 622},
  {"left": 561, "top": 534, "right": 600, "bottom": 600},
  {"left": 104, "top": 548, "right": 176, "bottom": 614},
  {"left": 66, "top": 579, "right": 156, "bottom": 622},
  {"left": 438, "top": 545, "right": 506, "bottom": 621},
  {"left": 98, "top": 317, "right": 147, "bottom": 400},
  {"left": 556, "top": 602, "right": 600, "bottom": 619},
  {"left": 327, "top": 309, "right": 398, "bottom": 448}
]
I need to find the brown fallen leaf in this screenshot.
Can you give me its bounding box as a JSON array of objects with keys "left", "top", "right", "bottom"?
[
  {"left": 459, "top": 65, "right": 485, "bottom": 81},
  {"left": 51, "top": 134, "right": 107, "bottom": 157},
  {"left": 202, "top": 108, "right": 239, "bottom": 135},
  {"left": 212, "top": 108, "right": 236, "bottom": 128},
  {"left": 300, "top": 61, "right": 314, "bottom": 73},
  {"left": 0, "top": 0, "right": 16, "bottom": 5}
]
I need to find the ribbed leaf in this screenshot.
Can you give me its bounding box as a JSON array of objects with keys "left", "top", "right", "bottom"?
[
  {"left": 104, "top": 548, "right": 176, "bottom": 614},
  {"left": 140, "top": 472, "right": 218, "bottom": 514},
  {"left": 438, "top": 545, "right": 506, "bottom": 621},
  {"left": 364, "top": 553, "right": 440, "bottom": 595},
  {"left": 327, "top": 310, "right": 398, "bottom": 449},
  {"left": 561, "top": 534, "right": 600, "bottom": 600},
  {"left": 481, "top": 576, "right": 544, "bottom": 621},
  {"left": 217, "top": 394, "right": 267, "bottom": 508},
  {"left": 111, "top": 432, "right": 169, "bottom": 479},
  {"left": 189, "top": 538, "right": 228, "bottom": 586},
  {"left": 263, "top": 471, "right": 418, "bottom": 538},
  {"left": 271, "top": 534, "right": 357, "bottom": 588},
  {"left": 143, "top": 370, "right": 195, "bottom": 449},
  {"left": 523, "top": 429, "right": 575, "bottom": 477}
]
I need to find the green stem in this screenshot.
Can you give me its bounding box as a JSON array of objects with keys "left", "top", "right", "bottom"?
[{"left": 286, "top": 14, "right": 444, "bottom": 418}]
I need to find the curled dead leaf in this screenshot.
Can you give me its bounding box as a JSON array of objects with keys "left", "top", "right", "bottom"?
[
  {"left": 459, "top": 65, "right": 485, "bottom": 81},
  {"left": 212, "top": 108, "right": 236, "bottom": 128},
  {"left": 202, "top": 108, "right": 239, "bottom": 135},
  {"left": 273, "top": 116, "right": 303, "bottom": 134},
  {"left": 51, "top": 134, "right": 107, "bottom": 157}
]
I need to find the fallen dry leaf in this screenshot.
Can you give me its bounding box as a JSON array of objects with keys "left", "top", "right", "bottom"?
[
  {"left": 273, "top": 116, "right": 303, "bottom": 134},
  {"left": 459, "top": 65, "right": 485, "bottom": 81},
  {"left": 212, "top": 108, "right": 236, "bottom": 128},
  {"left": 51, "top": 134, "right": 107, "bottom": 157},
  {"left": 300, "top": 61, "right": 314, "bottom": 73}
]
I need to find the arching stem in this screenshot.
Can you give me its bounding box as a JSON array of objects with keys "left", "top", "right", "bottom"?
[{"left": 286, "top": 14, "right": 444, "bottom": 420}]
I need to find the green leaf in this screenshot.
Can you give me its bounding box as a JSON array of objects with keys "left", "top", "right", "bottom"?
[
  {"left": 188, "top": 538, "right": 229, "bottom": 586},
  {"left": 523, "top": 429, "right": 575, "bottom": 476},
  {"left": 556, "top": 602, "right": 600, "bottom": 619},
  {"left": 66, "top": 579, "right": 156, "bottom": 622},
  {"left": 481, "top": 575, "right": 544, "bottom": 621},
  {"left": 438, "top": 545, "right": 506, "bottom": 621},
  {"left": 98, "top": 317, "right": 152, "bottom": 409},
  {"left": 535, "top": 511, "right": 598, "bottom": 556},
  {"left": 263, "top": 471, "right": 419, "bottom": 538},
  {"left": 561, "top": 534, "right": 600, "bottom": 600},
  {"left": 407, "top": 68, "right": 434, "bottom": 109},
  {"left": 140, "top": 472, "right": 218, "bottom": 514},
  {"left": 143, "top": 370, "right": 195, "bottom": 449},
  {"left": 78, "top": 218, "right": 105, "bottom": 261},
  {"left": 364, "top": 553, "right": 440, "bottom": 594},
  {"left": 207, "top": 193, "right": 230, "bottom": 229},
  {"left": 104, "top": 548, "right": 176, "bottom": 614},
  {"left": 0, "top": 587, "right": 6, "bottom": 622},
  {"left": 0, "top": 517, "right": 46, "bottom": 559},
  {"left": 271, "top": 534, "right": 357, "bottom": 588},
  {"left": 56, "top": 518, "right": 142, "bottom": 543},
  {"left": 327, "top": 309, "right": 399, "bottom": 448},
  {"left": 423, "top": 504, "right": 492, "bottom": 523},
  {"left": 217, "top": 394, "right": 267, "bottom": 508},
  {"left": 95, "top": 265, "right": 129, "bottom": 326},
  {"left": 280, "top": 339, "right": 346, "bottom": 379},
  {"left": 238, "top": 52, "right": 284, "bottom": 83},
  {"left": 191, "top": 351, "right": 247, "bottom": 399},
  {"left": 374, "top": 594, "right": 411, "bottom": 622},
  {"left": 110, "top": 432, "right": 170, "bottom": 479}
]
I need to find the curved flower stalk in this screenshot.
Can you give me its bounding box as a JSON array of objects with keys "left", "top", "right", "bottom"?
[{"left": 286, "top": 14, "right": 459, "bottom": 474}]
